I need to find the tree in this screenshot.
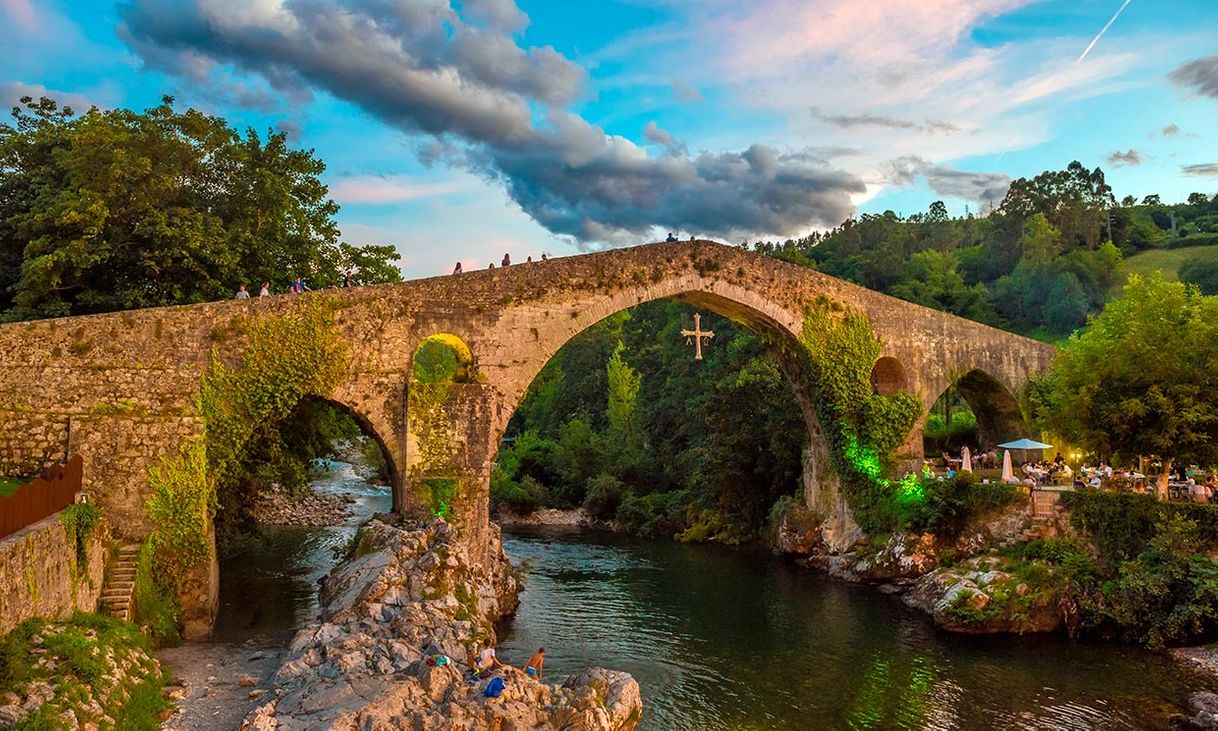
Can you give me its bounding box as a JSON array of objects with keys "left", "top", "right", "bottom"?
[
  {"left": 998, "top": 161, "right": 1114, "bottom": 250},
  {"left": 605, "top": 341, "right": 645, "bottom": 459},
  {"left": 1037, "top": 274, "right": 1218, "bottom": 498},
  {"left": 0, "top": 95, "right": 400, "bottom": 319},
  {"left": 1142, "top": 194, "right": 1162, "bottom": 206},
  {"left": 1188, "top": 192, "right": 1211, "bottom": 206},
  {"left": 1121, "top": 195, "right": 1137, "bottom": 207}
]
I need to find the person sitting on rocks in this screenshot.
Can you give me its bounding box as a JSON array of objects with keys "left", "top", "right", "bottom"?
[
  {"left": 525, "top": 648, "right": 544, "bottom": 680},
  {"left": 473, "top": 643, "right": 502, "bottom": 677}
]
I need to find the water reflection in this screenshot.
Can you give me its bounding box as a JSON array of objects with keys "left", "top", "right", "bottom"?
[{"left": 497, "top": 527, "right": 1195, "bottom": 730}]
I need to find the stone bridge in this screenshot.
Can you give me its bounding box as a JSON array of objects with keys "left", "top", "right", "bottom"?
[{"left": 0, "top": 241, "right": 1053, "bottom": 634}]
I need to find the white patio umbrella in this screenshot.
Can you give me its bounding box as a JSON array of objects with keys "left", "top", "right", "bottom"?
[
  {"left": 1001, "top": 449, "right": 1014, "bottom": 483},
  {"left": 961, "top": 446, "right": 973, "bottom": 472}
]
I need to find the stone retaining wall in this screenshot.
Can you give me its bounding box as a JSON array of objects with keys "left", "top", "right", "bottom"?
[{"left": 0, "top": 508, "right": 108, "bottom": 636}]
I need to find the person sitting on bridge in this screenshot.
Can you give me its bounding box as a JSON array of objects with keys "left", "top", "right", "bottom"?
[
  {"left": 525, "top": 648, "right": 544, "bottom": 680},
  {"left": 259, "top": 281, "right": 270, "bottom": 297},
  {"left": 666, "top": 232, "right": 677, "bottom": 242},
  {"left": 235, "top": 284, "right": 250, "bottom": 300},
  {"left": 453, "top": 261, "right": 462, "bottom": 275},
  {"left": 501, "top": 253, "right": 511, "bottom": 267}
]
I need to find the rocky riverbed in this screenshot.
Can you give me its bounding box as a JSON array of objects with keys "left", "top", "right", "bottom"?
[
  {"left": 248, "top": 485, "right": 357, "bottom": 527},
  {"left": 239, "top": 516, "right": 642, "bottom": 730}
]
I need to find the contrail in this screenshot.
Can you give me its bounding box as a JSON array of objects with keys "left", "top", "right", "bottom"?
[{"left": 1077, "top": 0, "right": 1133, "bottom": 63}]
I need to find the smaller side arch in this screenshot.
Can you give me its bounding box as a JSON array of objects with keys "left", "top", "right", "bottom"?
[
  {"left": 870, "top": 356, "right": 908, "bottom": 396},
  {"left": 411, "top": 333, "right": 476, "bottom": 383},
  {"left": 926, "top": 369, "right": 1028, "bottom": 451}
]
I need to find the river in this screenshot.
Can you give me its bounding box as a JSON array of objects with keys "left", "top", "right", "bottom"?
[
  {"left": 213, "top": 468, "right": 1201, "bottom": 728},
  {"left": 213, "top": 461, "right": 393, "bottom": 644},
  {"left": 496, "top": 526, "right": 1199, "bottom": 730}
]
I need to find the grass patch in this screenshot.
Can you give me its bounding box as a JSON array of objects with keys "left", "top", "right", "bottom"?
[
  {"left": 0, "top": 476, "right": 26, "bottom": 497},
  {"left": 1112, "top": 245, "right": 1218, "bottom": 296},
  {"left": 115, "top": 674, "right": 172, "bottom": 729}
]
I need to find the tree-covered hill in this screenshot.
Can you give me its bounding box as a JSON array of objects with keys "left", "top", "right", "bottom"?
[{"left": 750, "top": 162, "right": 1218, "bottom": 338}]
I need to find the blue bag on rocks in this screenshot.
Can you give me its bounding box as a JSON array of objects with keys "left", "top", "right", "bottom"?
[{"left": 483, "top": 676, "right": 507, "bottom": 698}]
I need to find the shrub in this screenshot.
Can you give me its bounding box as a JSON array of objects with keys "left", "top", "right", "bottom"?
[
  {"left": 132, "top": 541, "right": 181, "bottom": 647},
  {"left": 1061, "top": 490, "right": 1218, "bottom": 565},
  {"left": 490, "top": 472, "right": 547, "bottom": 513},
  {"left": 582, "top": 473, "right": 624, "bottom": 521},
  {"left": 1081, "top": 515, "right": 1218, "bottom": 647},
  {"left": 900, "top": 473, "right": 1023, "bottom": 539},
  {"left": 615, "top": 490, "right": 688, "bottom": 538}
]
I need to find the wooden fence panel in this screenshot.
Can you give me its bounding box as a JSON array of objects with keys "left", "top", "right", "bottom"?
[{"left": 0, "top": 455, "right": 83, "bottom": 540}]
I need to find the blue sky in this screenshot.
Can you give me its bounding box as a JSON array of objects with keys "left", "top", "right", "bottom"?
[{"left": 2, "top": 0, "right": 1216, "bottom": 276}]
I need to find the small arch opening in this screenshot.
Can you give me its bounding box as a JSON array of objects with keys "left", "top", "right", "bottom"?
[
  {"left": 870, "top": 356, "right": 908, "bottom": 396},
  {"left": 412, "top": 333, "right": 475, "bottom": 383},
  {"left": 924, "top": 369, "right": 1028, "bottom": 470}
]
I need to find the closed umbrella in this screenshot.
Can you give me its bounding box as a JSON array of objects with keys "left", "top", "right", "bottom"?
[
  {"left": 961, "top": 446, "right": 973, "bottom": 472},
  {"left": 1001, "top": 450, "right": 1014, "bottom": 483}
]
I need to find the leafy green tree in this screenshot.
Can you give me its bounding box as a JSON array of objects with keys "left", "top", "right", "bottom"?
[
  {"left": 1142, "top": 194, "right": 1162, "bottom": 206},
  {"left": 1037, "top": 274, "right": 1218, "bottom": 497},
  {"left": 605, "top": 341, "right": 644, "bottom": 454},
  {"left": 1188, "top": 193, "right": 1210, "bottom": 206},
  {"left": 999, "top": 161, "right": 1113, "bottom": 250},
  {"left": 0, "top": 96, "right": 400, "bottom": 319},
  {"left": 889, "top": 250, "right": 995, "bottom": 322}
]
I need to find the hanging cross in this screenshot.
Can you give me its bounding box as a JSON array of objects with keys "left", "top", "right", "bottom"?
[{"left": 681, "top": 313, "right": 715, "bottom": 361}]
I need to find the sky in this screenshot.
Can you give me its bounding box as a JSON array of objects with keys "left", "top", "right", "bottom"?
[{"left": 2, "top": 0, "right": 1217, "bottom": 277}]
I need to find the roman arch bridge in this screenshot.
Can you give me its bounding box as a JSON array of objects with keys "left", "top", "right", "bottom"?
[{"left": 0, "top": 240, "right": 1053, "bottom": 633}]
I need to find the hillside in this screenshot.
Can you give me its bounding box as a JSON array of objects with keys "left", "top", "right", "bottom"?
[{"left": 1112, "top": 245, "right": 1218, "bottom": 295}]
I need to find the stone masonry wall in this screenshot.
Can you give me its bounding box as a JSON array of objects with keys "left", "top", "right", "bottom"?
[
  {"left": 0, "top": 511, "right": 108, "bottom": 636},
  {"left": 0, "top": 240, "right": 1056, "bottom": 629}
]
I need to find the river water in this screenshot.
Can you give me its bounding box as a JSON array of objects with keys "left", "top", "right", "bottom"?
[
  {"left": 496, "top": 526, "right": 1200, "bottom": 730},
  {"left": 215, "top": 468, "right": 1201, "bottom": 728},
  {"left": 213, "top": 461, "right": 393, "bottom": 644}
]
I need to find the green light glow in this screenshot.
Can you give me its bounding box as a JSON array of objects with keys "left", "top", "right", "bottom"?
[{"left": 896, "top": 473, "right": 925, "bottom": 505}]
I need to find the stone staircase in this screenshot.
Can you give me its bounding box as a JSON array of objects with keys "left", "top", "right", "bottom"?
[{"left": 101, "top": 544, "right": 140, "bottom": 622}]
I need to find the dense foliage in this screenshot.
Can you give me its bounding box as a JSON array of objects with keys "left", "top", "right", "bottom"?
[
  {"left": 1035, "top": 274, "right": 1218, "bottom": 494},
  {"left": 0, "top": 95, "right": 401, "bottom": 320},
  {"left": 1026, "top": 498, "right": 1218, "bottom": 648},
  {"left": 494, "top": 301, "right": 808, "bottom": 543},
  {"left": 752, "top": 162, "right": 1218, "bottom": 337}
]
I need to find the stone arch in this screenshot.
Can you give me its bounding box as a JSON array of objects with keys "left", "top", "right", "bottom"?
[
  {"left": 870, "top": 356, "right": 908, "bottom": 396},
  {"left": 308, "top": 395, "right": 401, "bottom": 490},
  {"left": 486, "top": 278, "right": 862, "bottom": 551},
  {"left": 927, "top": 368, "right": 1028, "bottom": 451}
]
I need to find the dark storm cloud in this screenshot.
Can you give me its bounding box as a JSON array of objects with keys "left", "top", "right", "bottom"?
[
  {"left": 1106, "top": 149, "right": 1142, "bottom": 167},
  {"left": 118, "top": 0, "right": 866, "bottom": 243},
  {"left": 882, "top": 156, "right": 1010, "bottom": 206},
  {"left": 1169, "top": 54, "right": 1218, "bottom": 99},
  {"left": 811, "top": 107, "right": 962, "bottom": 134}
]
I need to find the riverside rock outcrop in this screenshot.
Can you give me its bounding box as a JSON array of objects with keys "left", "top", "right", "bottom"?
[
  {"left": 789, "top": 501, "right": 1073, "bottom": 635},
  {"left": 240, "top": 517, "right": 642, "bottom": 730}
]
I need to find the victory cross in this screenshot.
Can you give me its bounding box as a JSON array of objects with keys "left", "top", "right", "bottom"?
[{"left": 681, "top": 312, "right": 715, "bottom": 360}]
